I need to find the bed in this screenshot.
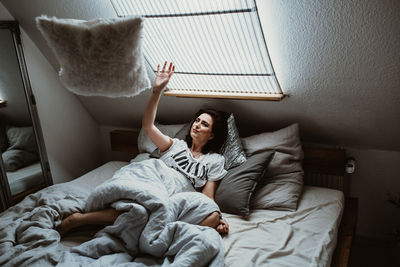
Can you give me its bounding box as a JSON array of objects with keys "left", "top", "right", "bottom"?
[
  {"left": 0, "top": 122, "right": 357, "bottom": 267},
  {"left": 60, "top": 161, "right": 344, "bottom": 267}
]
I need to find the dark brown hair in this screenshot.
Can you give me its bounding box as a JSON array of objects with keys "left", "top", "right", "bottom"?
[{"left": 185, "top": 108, "right": 228, "bottom": 154}]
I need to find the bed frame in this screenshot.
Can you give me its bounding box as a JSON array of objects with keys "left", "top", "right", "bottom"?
[
  {"left": 110, "top": 130, "right": 358, "bottom": 267},
  {"left": 303, "top": 146, "right": 358, "bottom": 267}
]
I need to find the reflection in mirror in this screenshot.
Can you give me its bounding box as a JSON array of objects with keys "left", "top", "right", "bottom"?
[{"left": 0, "top": 21, "right": 52, "bottom": 209}]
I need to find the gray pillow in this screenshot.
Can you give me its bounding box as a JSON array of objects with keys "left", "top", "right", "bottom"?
[
  {"left": 138, "top": 122, "right": 186, "bottom": 154},
  {"left": 2, "top": 149, "right": 39, "bottom": 171},
  {"left": 6, "top": 126, "right": 38, "bottom": 153},
  {"left": 215, "top": 150, "right": 275, "bottom": 216},
  {"left": 174, "top": 123, "right": 191, "bottom": 140},
  {"left": 242, "top": 123, "right": 304, "bottom": 211},
  {"left": 220, "top": 114, "right": 247, "bottom": 169}
]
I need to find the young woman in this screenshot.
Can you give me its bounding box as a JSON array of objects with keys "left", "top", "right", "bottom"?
[{"left": 57, "top": 61, "right": 229, "bottom": 236}]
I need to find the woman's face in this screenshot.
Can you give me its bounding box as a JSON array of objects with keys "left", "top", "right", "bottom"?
[{"left": 190, "top": 113, "right": 215, "bottom": 144}]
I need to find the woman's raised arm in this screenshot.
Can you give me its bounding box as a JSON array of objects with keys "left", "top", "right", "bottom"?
[{"left": 142, "top": 61, "right": 175, "bottom": 152}]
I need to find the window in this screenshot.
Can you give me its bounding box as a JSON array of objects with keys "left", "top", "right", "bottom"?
[{"left": 111, "top": 0, "right": 284, "bottom": 100}]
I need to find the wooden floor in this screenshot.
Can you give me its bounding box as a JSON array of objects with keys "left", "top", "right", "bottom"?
[{"left": 348, "top": 236, "right": 399, "bottom": 267}]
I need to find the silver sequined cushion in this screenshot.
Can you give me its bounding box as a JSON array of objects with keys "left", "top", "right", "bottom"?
[{"left": 220, "top": 114, "right": 247, "bottom": 169}]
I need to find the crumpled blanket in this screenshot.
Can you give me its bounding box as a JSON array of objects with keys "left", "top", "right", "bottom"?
[
  {"left": 0, "top": 159, "right": 224, "bottom": 267},
  {"left": 0, "top": 182, "right": 90, "bottom": 267},
  {"left": 59, "top": 159, "right": 224, "bottom": 266}
]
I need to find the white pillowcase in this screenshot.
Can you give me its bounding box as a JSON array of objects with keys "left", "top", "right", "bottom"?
[
  {"left": 242, "top": 123, "right": 304, "bottom": 211},
  {"left": 36, "top": 15, "right": 150, "bottom": 97},
  {"left": 137, "top": 123, "right": 186, "bottom": 154}
]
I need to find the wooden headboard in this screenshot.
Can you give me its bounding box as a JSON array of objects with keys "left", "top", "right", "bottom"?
[
  {"left": 302, "top": 146, "right": 350, "bottom": 197},
  {"left": 110, "top": 130, "right": 139, "bottom": 154},
  {"left": 303, "top": 147, "right": 346, "bottom": 176}
]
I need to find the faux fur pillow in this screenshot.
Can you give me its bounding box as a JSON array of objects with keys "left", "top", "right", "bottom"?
[{"left": 36, "top": 15, "right": 150, "bottom": 97}]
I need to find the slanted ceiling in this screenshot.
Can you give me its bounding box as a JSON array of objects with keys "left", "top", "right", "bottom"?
[{"left": 2, "top": 0, "right": 400, "bottom": 151}]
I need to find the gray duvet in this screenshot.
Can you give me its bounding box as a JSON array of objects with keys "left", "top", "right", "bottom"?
[{"left": 0, "top": 159, "right": 224, "bottom": 267}]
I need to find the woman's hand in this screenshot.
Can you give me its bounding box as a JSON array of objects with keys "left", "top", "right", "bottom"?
[
  {"left": 216, "top": 219, "right": 229, "bottom": 235},
  {"left": 153, "top": 61, "right": 175, "bottom": 93},
  {"left": 142, "top": 61, "right": 175, "bottom": 153}
]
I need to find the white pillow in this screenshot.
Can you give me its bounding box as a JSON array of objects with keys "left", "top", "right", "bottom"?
[
  {"left": 36, "top": 15, "right": 150, "bottom": 97},
  {"left": 242, "top": 123, "right": 304, "bottom": 211},
  {"left": 137, "top": 123, "right": 186, "bottom": 154}
]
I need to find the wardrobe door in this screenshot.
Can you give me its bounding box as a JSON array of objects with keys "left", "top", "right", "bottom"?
[{"left": 0, "top": 21, "right": 52, "bottom": 211}]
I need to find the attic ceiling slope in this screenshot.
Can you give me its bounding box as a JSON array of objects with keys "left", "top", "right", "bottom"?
[{"left": 2, "top": 0, "right": 400, "bottom": 152}]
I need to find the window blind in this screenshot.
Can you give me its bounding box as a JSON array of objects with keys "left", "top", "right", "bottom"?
[{"left": 111, "top": 0, "right": 284, "bottom": 100}]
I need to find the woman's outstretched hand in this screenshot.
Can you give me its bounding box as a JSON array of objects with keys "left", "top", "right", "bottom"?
[{"left": 153, "top": 61, "right": 175, "bottom": 93}]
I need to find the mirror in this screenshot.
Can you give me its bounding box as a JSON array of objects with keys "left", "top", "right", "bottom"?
[{"left": 0, "top": 21, "right": 52, "bottom": 211}]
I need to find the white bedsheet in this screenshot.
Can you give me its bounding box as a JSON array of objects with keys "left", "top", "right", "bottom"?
[
  {"left": 62, "top": 161, "right": 344, "bottom": 267},
  {"left": 222, "top": 186, "right": 344, "bottom": 267}
]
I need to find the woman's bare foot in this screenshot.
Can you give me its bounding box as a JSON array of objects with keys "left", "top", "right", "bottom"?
[
  {"left": 56, "top": 208, "right": 123, "bottom": 237},
  {"left": 56, "top": 212, "right": 84, "bottom": 237},
  {"left": 216, "top": 219, "right": 229, "bottom": 235}
]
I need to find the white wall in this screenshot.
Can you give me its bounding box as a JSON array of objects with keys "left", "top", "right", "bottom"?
[
  {"left": 3, "top": 0, "right": 399, "bottom": 153},
  {"left": 0, "top": 30, "right": 31, "bottom": 126},
  {"left": 0, "top": 30, "right": 32, "bottom": 126},
  {"left": 45, "top": 0, "right": 399, "bottom": 152},
  {"left": 0, "top": 3, "right": 102, "bottom": 184}
]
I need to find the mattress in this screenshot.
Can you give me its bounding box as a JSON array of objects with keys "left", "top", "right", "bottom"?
[
  {"left": 222, "top": 186, "right": 344, "bottom": 267},
  {"left": 7, "top": 162, "right": 44, "bottom": 195},
  {"left": 61, "top": 161, "right": 344, "bottom": 267}
]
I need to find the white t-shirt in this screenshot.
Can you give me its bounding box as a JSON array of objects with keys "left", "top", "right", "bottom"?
[{"left": 160, "top": 138, "right": 227, "bottom": 189}]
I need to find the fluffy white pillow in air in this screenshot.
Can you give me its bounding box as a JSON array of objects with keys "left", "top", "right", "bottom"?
[{"left": 36, "top": 15, "right": 150, "bottom": 97}]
